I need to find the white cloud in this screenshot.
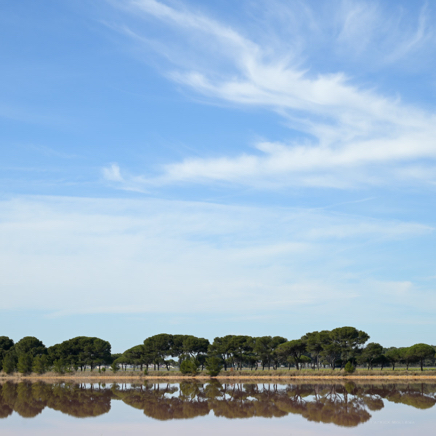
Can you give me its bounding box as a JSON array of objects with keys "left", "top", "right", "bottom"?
[
  {"left": 0, "top": 195, "right": 431, "bottom": 316},
  {"left": 103, "top": 0, "right": 436, "bottom": 190},
  {"left": 102, "top": 163, "right": 124, "bottom": 182}
]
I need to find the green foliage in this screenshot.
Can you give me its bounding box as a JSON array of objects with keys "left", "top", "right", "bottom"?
[
  {"left": 358, "top": 342, "right": 383, "bottom": 369},
  {"left": 408, "top": 343, "right": 435, "bottom": 371},
  {"left": 2, "top": 351, "right": 17, "bottom": 374},
  {"left": 48, "top": 336, "right": 111, "bottom": 371},
  {"left": 302, "top": 331, "right": 329, "bottom": 369},
  {"left": 0, "top": 336, "right": 14, "bottom": 350},
  {"left": 15, "top": 336, "right": 46, "bottom": 358},
  {"left": 330, "top": 327, "right": 369, "bottom": 367},
  {"left": 53, "top": 359, "right": 66, "bottom": 374},
  {"left": 253, "top": 336, "right": 287, "bottom": 370},
  {"left": 400, "top": 347, "right": 415, "bottom": 369},
  {"left": 120, "top": 344, "right": 150, "bottom": 370},
  {"left": 17, "top": 353, "right": 33, "bottom": 374},
  {"left": 180, "top": 357, "right": 199, "bottom": 375},
  {"left": 277, "top": 340, "right": 306, "bottom": 369},
  {"left": 111, "top": 353, "right": 122, "bottom": 362},
  {"left": 144, "top": 367, "right": 148, "bottom": 375},
  {"left": 344, "top": 362, "right": 356, "bottom": 373},
  {"left": 205, "top": 356, "right": 223, "bottom": 376},
  {"left": 110, "top": 361, "right": 120, "bottom": 373},
  {"left": 32, "top": 355, "right": 48, "bottom": 374},
  {"left": 385, "top": 348, "right": 402, "bottom": 370},
  {"left": 300, "top": 355, "right": 312, "bottom": 366},
  {"left": 11, "top": 337, "right": 46, "bottom": 375},
  {"left": 0, "top": 336, "right": 14, "bottom": 369},
  {"left": 182, "top": 335, "right": 209, "bottom": 358},
  {"left": 141, "top": 333, "right": 210, "bottom": 371},
  {"left": 1, "top": 327, "right": 434, "bottom": 376},
  {"left": 143, "top": 334, "right": 173, "bottom": 370}
]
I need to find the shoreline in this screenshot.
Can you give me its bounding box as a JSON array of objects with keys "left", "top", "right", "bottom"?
[{"left": 2, "top": 374, "right": 436, "bottom": 382}]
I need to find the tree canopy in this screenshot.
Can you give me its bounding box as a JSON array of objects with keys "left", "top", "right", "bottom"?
[{"left": 1, "top": 328, "right": 435, "bottom": 374}]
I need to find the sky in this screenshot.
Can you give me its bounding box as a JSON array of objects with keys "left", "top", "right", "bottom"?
[{"left": 1, "top": 0, "right": 436, "bottom": 352}]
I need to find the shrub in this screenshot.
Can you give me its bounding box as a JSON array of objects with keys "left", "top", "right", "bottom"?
[
  {"left": 53, "top": 359, "right": 66, "bottom": 374},
  {"left": 32, "top": 355, "right": 48, "bottom": 374},
  {"left": 144, "top": 367, "right": 148, "bottom": 376},
  {"left": 205, "top": 356, "right": 223, "bottom": 377},
  {"left": 180, "top": 357, "right": 199, "bottom": 375},
  {"left": 110, "top": 361, "right": 120, "bottom": 373},
  {"left": 17, "top": 353, "right": 33, "bottom": 374},
  {"left": 2, "top": 352, "right": 16, "bottom": 374},
  {"left": 344, "top": 362, "right": 356, "bottom": 374}
]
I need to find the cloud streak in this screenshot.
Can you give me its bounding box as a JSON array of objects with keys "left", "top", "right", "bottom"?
[
  {"left": 0, "top": 195, "right": 432, "bottom": 317},
  {"left": 104, "top": 0, "right": 436, "bottom": 190}
]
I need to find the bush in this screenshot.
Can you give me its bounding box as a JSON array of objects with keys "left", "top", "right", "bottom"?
[
  {"left": 2, "top": 352, "right": 16, "bottom": 374},
  {"left": 205, "top": 356, "right": 223, "bottom": 377},
  {"left": 110, "top": 361, "right": 120, "bottom": 373},
  {"left": 344, "top": 362, "right": 356, "bottom": 374},
  {"left": 180, "top": 357, "right": 199, "bottom": 375},
  {"left": 144, "top": 367, "right": 148, "bottom": 376},
  {"left": 32, "top": 355, "right": 48, "bottom": 374},
  {"left": 53, "top": 359, "right": 66, "bottom": 374},
  {"left": 17, "top": 353, "right": 33, "bottom": 374}
]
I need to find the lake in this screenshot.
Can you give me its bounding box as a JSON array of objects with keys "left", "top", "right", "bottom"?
[{"left": 1, "top": 380, "right": 435, "bottom": 435}]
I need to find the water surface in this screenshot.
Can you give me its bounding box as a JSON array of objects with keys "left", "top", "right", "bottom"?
[{"left": 1, "top": 380, "right": 435, "bottom": 435}]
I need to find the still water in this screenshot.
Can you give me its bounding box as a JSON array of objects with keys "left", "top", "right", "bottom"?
[{"left": 1, "top": 380, "right": 435, "bottom": 435}]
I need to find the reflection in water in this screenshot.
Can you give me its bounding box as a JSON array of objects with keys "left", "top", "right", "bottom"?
[{"left": 0, "top": 381, "right": 435, "bottom": 427}]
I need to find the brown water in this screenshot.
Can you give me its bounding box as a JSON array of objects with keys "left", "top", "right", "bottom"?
[{"left": 0, "top": 380, "right": 435, "bottom": 435}]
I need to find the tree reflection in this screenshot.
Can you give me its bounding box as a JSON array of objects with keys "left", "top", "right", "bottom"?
[
  {"left": 0, "top": 382, "right": 111, "bottom": 418},
  {"left": 0, "top": 381, "right": 434, "bottom": 426}
]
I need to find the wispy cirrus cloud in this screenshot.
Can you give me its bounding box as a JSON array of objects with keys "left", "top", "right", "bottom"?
[
  {"left": 102, "top": 163, "right": 125, "bottom": 182},
  {"left": 0, "top": 195, "right": 432, "bottom": 317},
  {"left": 102, "top": 0, "right": 436, "bottom": 190}
]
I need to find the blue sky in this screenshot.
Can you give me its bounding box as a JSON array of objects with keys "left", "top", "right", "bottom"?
[{"left": 1, "top": 0, "right": 436, "bottom": 352}]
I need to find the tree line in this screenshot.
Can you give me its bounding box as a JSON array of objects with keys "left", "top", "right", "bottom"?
[{"left": 0, "top": 327, "right": 435, "bottom": 375}]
